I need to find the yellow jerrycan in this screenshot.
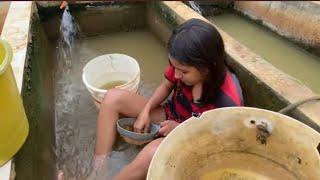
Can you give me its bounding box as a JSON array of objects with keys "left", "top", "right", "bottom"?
[{"left": 0, "top": 39, "right": 29, "bottom": 166}]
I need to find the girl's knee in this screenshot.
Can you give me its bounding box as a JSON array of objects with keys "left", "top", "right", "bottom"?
[
  {"left": 101, "top": 89, "right": 125, "bottom": 108},
  {"left": 133, "top": 139, "right": 164, "bottom": 173},
  {"left": 144, "top": 138, "right": 164, "bottom": 158},
  {"left": 134, "top": 139, "right": 164, "bottom": 165},
  {"left": 132, "top": 142, "right": 158, "bottom": 170}
]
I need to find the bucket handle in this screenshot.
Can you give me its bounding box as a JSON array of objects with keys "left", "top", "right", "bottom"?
[{"left": 105, "top": 55, "right": 116, "bottom": 71}]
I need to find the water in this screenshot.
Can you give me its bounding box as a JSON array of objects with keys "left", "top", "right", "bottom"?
[
  {"left": 53, "top": 30, "right": 168, "bottom": 179},
  {"left": 209, "top": 12, "right": 320, "bottom": 94},
  {"left": 99, "top": 80, "right": 127, "bottom": 90},
  {"left": 200, "top": 169, "right": 269, "bottom": 180},
  {"left": 57, "top": 5, "right": 81, "bottom": 64},
  {"left": 188, "top": 1, "right": 202, "bottom": 15},
  {"left": 196, "top": 152, "right": 297, "bottom": 180}
]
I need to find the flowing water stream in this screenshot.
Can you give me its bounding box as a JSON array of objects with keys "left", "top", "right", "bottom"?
[{"left": 188, "top": 1, "right": 202, "bottom": 15}]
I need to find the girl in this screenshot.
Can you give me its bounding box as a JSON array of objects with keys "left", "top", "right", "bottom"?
[{"left": 93, "top": 18, "right": 243, "bottom": 179}]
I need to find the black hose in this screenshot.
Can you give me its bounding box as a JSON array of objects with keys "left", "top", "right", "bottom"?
[{"left": 278, "top": 95, "right": 320, "bottom": 114}]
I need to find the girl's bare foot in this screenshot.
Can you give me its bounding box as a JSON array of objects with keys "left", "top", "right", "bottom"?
[
  {"left": 87, "top": 154, "right": 110, "bottom": 180},
  {"left": 92, "top": 154, "right": 107, "bottom": 171}
]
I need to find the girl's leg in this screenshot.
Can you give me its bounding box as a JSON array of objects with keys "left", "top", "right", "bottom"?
[
  {"left": 113, "top": 138, "right": 164, "bottom": 180},
  {"left": 95, "top": 88, "right": 165, "bottom": 156}
]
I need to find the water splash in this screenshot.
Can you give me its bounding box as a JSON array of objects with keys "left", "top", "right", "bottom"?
[
  {"left": 54, "top": 5, "right": 87, "bottom": 179},
  {"left": 57, "top": 5, "right": 81, "bottom": 66},
  {"left": 188, "top": 1, "right": 202, "bottom": 15}
]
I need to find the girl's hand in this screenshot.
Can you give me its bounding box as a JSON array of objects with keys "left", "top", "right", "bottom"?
[
  {"left": 158, "top": 120, "right": 180, "bottom": 136},
  {"left": 134, "top": 110, "right": 151, "bottom": 133}
]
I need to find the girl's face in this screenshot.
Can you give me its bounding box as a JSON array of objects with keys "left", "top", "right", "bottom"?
[{"left": 169, "top": 57, "right": 206, "bottom": 86}]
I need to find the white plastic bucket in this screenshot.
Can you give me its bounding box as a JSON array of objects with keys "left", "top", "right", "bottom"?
[{"left": 82, "top": 54, "right": 140, "bottom": 103}]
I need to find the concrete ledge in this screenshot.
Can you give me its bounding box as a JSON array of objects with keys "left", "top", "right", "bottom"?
[
  {"left": 0, "top": 161, "right": 11, "bottom": 180},
  {"left": 0, "top": 2, "right": 11, "bottom": 34},
  {"left": 1, "top": 1, "right": 33, "bottom": 92},
  {"left": 36, "top": 1, "right": 102, "bottom": 8},
  {"left": 234, "top": 1, "right": 320, "bottom": 55}
]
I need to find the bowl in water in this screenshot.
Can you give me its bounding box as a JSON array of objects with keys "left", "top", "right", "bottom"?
[{"left": 117, "top": 118, "right": 160, "bottom": 145}]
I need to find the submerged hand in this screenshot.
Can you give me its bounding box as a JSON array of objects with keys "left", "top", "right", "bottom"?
[{"left": 158, "top": 120, "right": 180, "bottom": 136}]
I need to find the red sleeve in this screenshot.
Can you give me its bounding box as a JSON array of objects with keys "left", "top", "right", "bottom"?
[{"left": 164, "top": 65, "right": 177, "bottom": 83}]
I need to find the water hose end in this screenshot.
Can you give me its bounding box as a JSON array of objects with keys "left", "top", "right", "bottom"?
[{"left": 60, "top": 1, "right": 68, "bottom": 10}]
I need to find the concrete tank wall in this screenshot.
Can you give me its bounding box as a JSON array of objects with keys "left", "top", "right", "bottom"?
[{"left": 234, "top": 1, "right": 320, "bottom": 55}]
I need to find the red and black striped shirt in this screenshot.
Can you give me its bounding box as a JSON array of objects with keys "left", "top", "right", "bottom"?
[{"left": 164, "top": 65, "right": 243, "bottom": 123}]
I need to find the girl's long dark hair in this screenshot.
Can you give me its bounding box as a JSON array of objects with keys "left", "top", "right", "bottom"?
[{"left": 168, "top": 18, "right": 226, "bottom": 104}]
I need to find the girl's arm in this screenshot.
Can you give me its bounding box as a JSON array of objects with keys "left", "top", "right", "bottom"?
[
  {"left": 134, "top": 79, "right": 174, "bottom": 133},
  {"left": 144, "top": 79, "right": 173, "bottom": 113}
]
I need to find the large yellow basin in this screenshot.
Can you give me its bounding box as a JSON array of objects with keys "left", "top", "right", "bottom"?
[
  {"left": 147, "top": 107, "right": 320, "bottom": 180},
  {"left": 0, "top": 39, "right": 29, "bottom": 166}
]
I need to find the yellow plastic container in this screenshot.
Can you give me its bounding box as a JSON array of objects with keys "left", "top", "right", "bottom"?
[{"left": 0, "top": 39, "right": 29, "bottom": 166}]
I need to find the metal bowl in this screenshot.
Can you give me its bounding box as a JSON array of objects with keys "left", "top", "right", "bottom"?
[{"left": 117, "top": 118, "right": 160, "bottom": 145}]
